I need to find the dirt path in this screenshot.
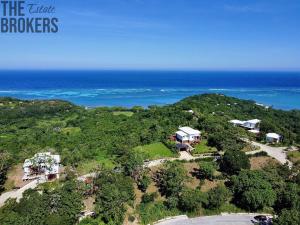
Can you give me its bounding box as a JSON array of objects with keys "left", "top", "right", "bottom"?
[{"left": 144, "top": 151, "right": 214, "bottom": 168}]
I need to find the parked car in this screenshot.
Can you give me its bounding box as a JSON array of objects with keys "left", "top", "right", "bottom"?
[
  {"left": 254, "top": 215, "right": 267, "bottom": 222},
  {"left": 253, "top": 215, "right": 273, "bottom": 225}
]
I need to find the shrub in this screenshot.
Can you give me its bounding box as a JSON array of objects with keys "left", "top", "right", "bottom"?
[
  {"left": 138, "top": 174, "right": 151, "bottom": 192},
  {"left": 141, "top": 192, "right": 157, "bottom": 204},
  {"left": 198, "top": 161, "right": 217, "bottom": 180},
  {"left": 179, "top": 188, "right": 208, "bottom": 212},
  {"left": 207, "top": 185, "right": 231, "bottom": 209}
]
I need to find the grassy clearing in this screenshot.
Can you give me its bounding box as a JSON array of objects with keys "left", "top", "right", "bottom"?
[
  {"left": 61, "top": 127, "right": 81, "bottom": 135},
  {"left": 38, "top": 180, "right": 61, "bottom": 191},
  {"left": 77, "top": 161, "right": 100, "bottom": 175},
  {"left": 113, "top": 111, "right": 134, "bottom": 117},
  {"left": 193, "top": 140, "right": 217, "bottom": 155},
  {"left": 36, "top": 118, "right": 66, "bottom": 128},
  {"left": 77, "top": 152, "right": 115, "bottom": 175},
  {"left": 134, "top": 142, "right": 175, "bottom": 160},
  {"left": 287, "top": 151, "right": 300, "bottom": 164}
]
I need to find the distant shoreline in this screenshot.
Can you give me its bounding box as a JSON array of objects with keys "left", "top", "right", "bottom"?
[
  {"left": 0, "top": 71, "right": 300, "bottom": 110},
  {"left": 1, "top": 90, "right": 300, "bottom": 112}
]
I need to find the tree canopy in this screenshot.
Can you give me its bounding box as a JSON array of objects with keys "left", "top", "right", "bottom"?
[{"left": 231, "top": 170, "right": 276, "bottom": 211}]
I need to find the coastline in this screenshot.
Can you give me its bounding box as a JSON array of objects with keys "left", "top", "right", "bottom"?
[
  {"left": 1, "top": 70, "right": 300, "bottom": 110},
  {"left": 1, "top": 87, "right": 300, "bottom": 110}
]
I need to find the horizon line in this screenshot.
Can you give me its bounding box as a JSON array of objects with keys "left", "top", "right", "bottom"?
[{"left": 0, "top": 68, "right": 300, "bottom": 73}]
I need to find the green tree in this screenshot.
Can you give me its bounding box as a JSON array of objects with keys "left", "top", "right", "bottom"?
[
  {"left": 119, "top": 150, "right": 144, "bottom": 180},
  {"left": 220, "top": 150, "right": 250, "bottom": 175},
  {"left": 198, "top": 161, "right": 216, "bottom": 180},
  {"left": 207, "top": 185, "right": 231, "bottom": 209},
  {"left": 275, "top": 182, "right": 300, "bottom": 211},
  {"left": 274, "top": 209, "right": 300, "bottom": 225},
  {"left": 231, "top": 170, "right": 276, "bottom": 210},
  {"left": 95, "top": 171, "right": 135, "bottom": 225},
  {"left": 0, "top": 180, "right": 83, "bottom": 225},
  {"left": 156, "top": 162, "right": 187, "bottom": 197},
  {"left": 0, "top": 151, "right": 11, "bottom": 194},
  {"left": 179, "top": 188, "right": 208, "bottom": 212},
  {"left": 137, "top": 173, "right": 151, "bottom": 192}
]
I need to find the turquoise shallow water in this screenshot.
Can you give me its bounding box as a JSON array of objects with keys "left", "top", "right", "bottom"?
[{"left": 0, "top": 71, "right": 300, "bottom": 110}]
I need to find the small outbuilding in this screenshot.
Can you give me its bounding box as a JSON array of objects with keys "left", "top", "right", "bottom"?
[{"left": 266, "top": 133, "right": 281, "bottom": 143}]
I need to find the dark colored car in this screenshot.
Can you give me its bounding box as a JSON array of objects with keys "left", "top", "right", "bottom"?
[{"left": 254, "top": 215, "right": 267, "bottom": 222}]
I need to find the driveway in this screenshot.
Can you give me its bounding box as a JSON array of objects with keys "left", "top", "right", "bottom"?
[
  {"left": 155, "top": 214, "right": 269, "bottom": 225},
  {"left": 247, "top": 141, "right": 292, "bottom": 167}
]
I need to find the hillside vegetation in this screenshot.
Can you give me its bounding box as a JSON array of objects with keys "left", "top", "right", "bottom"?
[{"left": 0, "top": 94, "right": 300, "bottom": 225}]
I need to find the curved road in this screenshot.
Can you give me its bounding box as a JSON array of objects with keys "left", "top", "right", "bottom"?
[
  {"left": 155, "top": 214, "right": 270, "bottom": 225},
  {"left": 246, "top": 141, "right": 293, "bottom": 167},
  {"left": 0, "top": 178, "right": 45, "bottom": 207}
]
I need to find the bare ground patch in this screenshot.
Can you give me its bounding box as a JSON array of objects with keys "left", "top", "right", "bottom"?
[
  {"left": 200, "top": 180, "right": 224, "bottom": 192},
  {"left": 134, "top": 184, "right": 143, "bottom": 206},
  {"left": 83, "top": 196, "right": 95, "bottom": 211},
  {"left": 250, "top": 156, "right": 279, "bottom": 170},
  {"left": 183, "top": 162, "right": 200, "bottom": 189},
  {"left": 4, "top": 164, "right": 31, "bottom": 191}
]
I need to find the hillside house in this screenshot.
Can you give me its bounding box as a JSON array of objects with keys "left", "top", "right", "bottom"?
[
  {"left": 229, "top": 119, "right": 245, "bottom": 127},
  {"left": 242, "top": 119, "right": 261, "bottom": 130},
  {"left": 229, "top": 119, "right": 261, "bottom": 133},
  {"left": 176, "top": 126, "right": 201, "bottom": 144},
  {"left": 23, "top": 152, "right": 61, "bottom": 181},
  {"left": 266, "top": 133, "right": 282, "bottom": 143}
]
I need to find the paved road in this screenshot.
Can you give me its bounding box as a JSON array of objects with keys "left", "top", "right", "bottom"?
[
  {"left": 247, "top": 141, "right": 292, "bottom": 167},
  {"left": 155, "top": 214, "right": 267, "bottom": 225},
  {"left": 0, "top": 172, "right": 98, "bottom": 208},
  {"left": 0, "top": 179, "right": 44, "bottom": 207}
]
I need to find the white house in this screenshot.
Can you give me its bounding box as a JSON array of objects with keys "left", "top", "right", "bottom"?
[
  {"left": 23, "top": 152, "right": 61, "bottom": 181},
  {"left": 176, "top": 126, "right": 201, "bottom": 143},
  {"left": 229, "top": 119, "right": 245, "bottom": 127},
  {"left": 242, "top": 119, "right": 261, "bottom": 130},
  {"left": 266, "top": 133, "right": 281, "bottom": 143}
]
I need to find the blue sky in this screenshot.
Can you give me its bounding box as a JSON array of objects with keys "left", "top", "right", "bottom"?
[{"left": 0, "top": 0, "right": 300, "bottom": 70}]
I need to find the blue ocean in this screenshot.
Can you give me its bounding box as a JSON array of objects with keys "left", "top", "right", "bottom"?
[{"left": 0, "top": 71, "right": 300, "bottom": 110}]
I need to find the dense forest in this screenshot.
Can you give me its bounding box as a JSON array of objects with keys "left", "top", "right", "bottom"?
[{"left": 0, "top": 94, "right": 299, "bottom": 225}]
